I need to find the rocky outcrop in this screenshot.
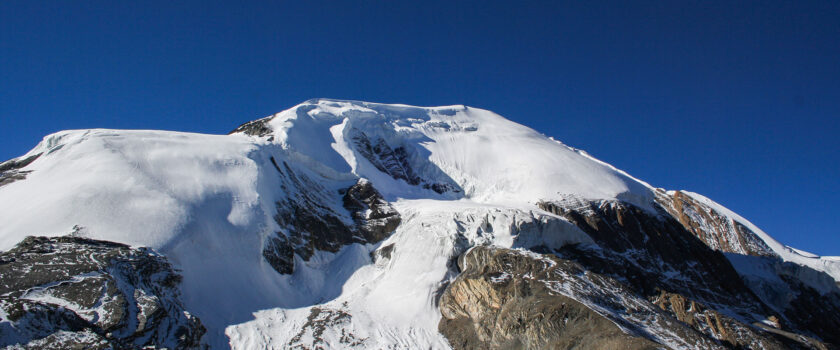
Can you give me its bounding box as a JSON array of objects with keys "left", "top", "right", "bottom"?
[
  {"left": 349, "top": 130, "right": 460, "bottom": 194},
  {"left": 341, "top": 179, "right": 401, "bottom": 243},
  {"left": 657, "top": 190, "right": 776, "bottom": 257},
  {"left": 0, "top": 236, "right": 205, "bottom": 349},
  {"left": 652, "top": 191, "right": 840, "bottom": 346},
  {"left": 651, "top": 290, "right": 825, "bottom": 349},
  {"left": 440, "top": 246, "right": 717, "bottom": 349},
  {"left": 228, "top": 117, "right": 273, "bottom": 137},
  {"left": 439, "top": 246, "right": 822, "bottom": 350},
  {"left": 536, "top": 197, "right": 839, "bottom": 349},
  {"left": 262, "top": 161, "right": 401, "bottom": 275},
  {"left": 0, "top": 153, "right": 40, "bottom": 188},
  {"left": 286, "top": 304, "right": 365, "bottom": 349},
  {"left": 538, "top": 198, "right": 760, "bottom": 307}
]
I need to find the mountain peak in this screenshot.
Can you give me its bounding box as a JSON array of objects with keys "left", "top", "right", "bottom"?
[
  {"left": 227, "top": 99, "right": 656, "bottom": 208},
  {"left": 1, "top": 100, "right": 838, "bottom": 349}
]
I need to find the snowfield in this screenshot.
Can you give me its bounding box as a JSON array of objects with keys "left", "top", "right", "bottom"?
[{"left": 1, "top": 98, "right": 837, "bottom": 348}]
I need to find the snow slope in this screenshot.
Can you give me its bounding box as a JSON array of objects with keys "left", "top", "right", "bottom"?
[{"left": 0, "top": 98, "right": 836, "bottom": 348}]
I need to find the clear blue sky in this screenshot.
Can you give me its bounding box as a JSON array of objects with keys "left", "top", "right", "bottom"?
[{"left": 1, "top": 1, "right": 838, "bottom": 255}]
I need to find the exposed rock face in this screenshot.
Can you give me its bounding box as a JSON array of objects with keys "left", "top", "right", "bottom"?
[
  {"left": 349, "top": 130, "right": 460, "bottom": 194},
  {"left": 286, "top": 304, "right": 365, "bottom": 349},
  {"left": 535, "top": 197, "right": 839, "bottom": 349},
  {"left": 440, "top": 246, "right": 708, "bottom": 349},
  {"left": 654, "top": 191, "right": 840, "bottom": 346},
  {"left": 439, "top": 246, "right": 820, "bottom": 350},
  {"left": 0, "top": 153, "right": 40, "bottom": 188},
  {"left": 651, "top": 290, "right": 826, "bottom": 350},
  {"left": 262, "top": 235, "right": 296, "bottom": 275},
  {"left": 262, "top": 159, "right": 401, "bottom": 275},
  {"left": 341, "top": 179, "right": 401, "bottom": 243},
  {"left": 538, "top": 198, "right": 760, "bottom": 307},
  {"left": 657, "top": 190, "right": 776, "bottom": 257},
  {"left": 228, "top": 117, "right": 273, "bottom": 137},
  {"left": 0, "top": 236, "right": 205, "bottom": 349}
]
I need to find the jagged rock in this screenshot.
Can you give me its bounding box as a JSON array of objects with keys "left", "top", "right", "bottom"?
[
  {"left": 657, "top": 190, "right": 776, "bottom": 257},
  {"left": 262, "top": 161, "right": 401, "bottom": 275},
  {"left": 350, "top": 132, "right": 418, "bottom": 185},
  {"left": 342, "top": 178, "right": 401, "bottom": 243},
  {"left": 265, "top": 158, "right": 360, "bottom": 267},
  {"left": 228, "top": 117, "right": 273, "bottom": 137},
  {"left": 349, "top": 130, "right": 460, "bottom": 194},
  {"left": 263, "top": 235, "right": 295, "bottom": 275},
  {"left": 0, "top": 236, "right": 205, "bottom": 349},
  {"left": 0, "top": 153, "right": 41, "bottom": 188}
]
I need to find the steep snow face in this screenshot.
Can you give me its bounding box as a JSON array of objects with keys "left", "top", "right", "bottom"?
[{"left": 255, "top": 99, "right": 657, "bottom": 208}]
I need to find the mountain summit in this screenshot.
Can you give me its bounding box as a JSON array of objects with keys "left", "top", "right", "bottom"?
[{"left": 1, "top": 99, "right": 838, "bottom": 349}]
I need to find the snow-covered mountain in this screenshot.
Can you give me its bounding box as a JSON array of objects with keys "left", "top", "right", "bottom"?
[{"left": 1, "top": 99, "right": 838, "bottom": 349}]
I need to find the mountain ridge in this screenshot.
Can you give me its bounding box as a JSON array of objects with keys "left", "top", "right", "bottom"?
[{"left": 1, "top": 99, "right": 838, "bottom": 349}]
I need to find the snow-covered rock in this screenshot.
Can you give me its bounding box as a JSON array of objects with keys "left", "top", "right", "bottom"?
[{"left": 0, "top": 235, "right": 204, "bottom": 349}]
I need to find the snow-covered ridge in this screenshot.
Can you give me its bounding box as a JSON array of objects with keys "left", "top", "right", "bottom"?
[
  {"left": 0, "top": 98, "right": 662, "bottom": 246},
  {"left": 248, "top": 99, "right": 656, "bottom": 205}
]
